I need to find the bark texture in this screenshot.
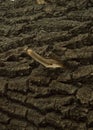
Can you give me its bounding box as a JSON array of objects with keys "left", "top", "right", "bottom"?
[{"left": 0, "top": 0, "right": 93, "bottom": 130}]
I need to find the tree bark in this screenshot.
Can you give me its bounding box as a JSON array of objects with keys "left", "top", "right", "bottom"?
[{"left": 0, "top": 0, "right": 93, "bottom": 130}]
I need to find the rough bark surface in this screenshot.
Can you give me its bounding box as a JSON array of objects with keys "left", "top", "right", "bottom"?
[{"left": 0, "top": 0, "right": 93, "bottom": 130}]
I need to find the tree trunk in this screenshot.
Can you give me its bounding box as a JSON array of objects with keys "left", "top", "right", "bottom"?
[{"left": 0, "top": 0, "right": 93, "bottom": 130}]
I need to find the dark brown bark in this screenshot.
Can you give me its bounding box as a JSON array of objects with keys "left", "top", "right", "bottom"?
[{"left": 0, "top": 0, "right": 93, "bottom": 130}]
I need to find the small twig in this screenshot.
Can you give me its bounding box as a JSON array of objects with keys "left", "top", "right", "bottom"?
[{"left": 24, "top": 47, "right": 64, "bottom": 68}]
